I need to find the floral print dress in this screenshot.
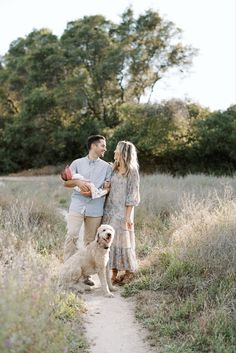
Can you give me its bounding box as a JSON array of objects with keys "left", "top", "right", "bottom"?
[{"left": 103, "top": 168, "right": 140, "bottom": 272}]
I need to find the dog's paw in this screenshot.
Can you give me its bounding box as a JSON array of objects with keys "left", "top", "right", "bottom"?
[
  {"left": 109, "top": 285, "right": 118, "bottom": 292},
  {"left": 104, "top": 292, "right": 114, "bottom": 298}
]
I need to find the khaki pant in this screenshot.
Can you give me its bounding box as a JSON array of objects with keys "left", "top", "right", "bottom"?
[{"left": 64, "top": 211, "right": 102, "bottom": 261}]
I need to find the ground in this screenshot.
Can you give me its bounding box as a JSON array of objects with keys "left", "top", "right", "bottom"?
[{"left": 83, "top": 275, "right": 156, "bottom": 353}]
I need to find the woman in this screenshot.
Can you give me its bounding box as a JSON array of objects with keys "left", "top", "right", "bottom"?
[{"left": 103, "top": 141, "right": 140, "bottom": 285}]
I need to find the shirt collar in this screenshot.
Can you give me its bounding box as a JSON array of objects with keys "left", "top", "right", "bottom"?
[{"left": 86, "top": 155, "right": 100, "bottom": 164}]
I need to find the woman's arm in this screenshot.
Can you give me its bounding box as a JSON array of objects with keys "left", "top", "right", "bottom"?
[
  {"left": 125, "top": 168, "right": 140, "bottom": 229},
  {"left": 125, "top": 205, "right": 134, "bottom": 229}
]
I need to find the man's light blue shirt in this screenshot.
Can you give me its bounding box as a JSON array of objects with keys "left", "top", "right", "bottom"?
[{"left": 69, "top": 156, "right": 112, "bottom": 217}]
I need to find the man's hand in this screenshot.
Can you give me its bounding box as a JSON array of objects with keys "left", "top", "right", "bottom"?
[
  {"left": 63, "top": 180, "right": 91, "bottom": 192},
  {"left": 76, "top": 180, "right": 91, "bottom": 192},
  {"left": 77, "top": 181, "right": 92, "bottom": 197},
  {"left": 80, "top": 190, "right": 92, "bottom": 197}
]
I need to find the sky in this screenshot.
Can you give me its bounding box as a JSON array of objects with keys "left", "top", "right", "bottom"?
[{"left": 1, "top": 0, "right": 235, "bottom": 111}]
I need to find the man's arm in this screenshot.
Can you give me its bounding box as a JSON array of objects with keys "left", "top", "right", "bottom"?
[{"left": 64, "top": 179, "right": 91, "bottom": 192}]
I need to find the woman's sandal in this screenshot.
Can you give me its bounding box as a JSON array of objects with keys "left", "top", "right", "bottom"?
[
  {"left": 111, "top": 269, "right": 120, "bottom": 285},
  {"left": 112, "top": 274, "right": 126, "bottom": 285},
  {"left": 112, "top": 277, "right": 122, "bottom": 285},
  {"left": 118, "top": 272, "right": 134, "bottom": 285}
]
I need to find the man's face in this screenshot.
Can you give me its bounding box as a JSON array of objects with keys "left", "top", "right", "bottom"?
[{"left": 92, "top": 139, "right": 107, "bottom": 157}]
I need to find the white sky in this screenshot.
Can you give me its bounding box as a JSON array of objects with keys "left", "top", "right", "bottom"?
[{"left": 1, "top": 0, "right": 235, "bottom": 111}]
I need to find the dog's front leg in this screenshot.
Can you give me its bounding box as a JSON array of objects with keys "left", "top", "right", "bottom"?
[
  {"left": 106, "top": 265, "right": 117, "bottom": 292},
  {"left": 98, "top": 268, "right": 114, "bottom": 298}
]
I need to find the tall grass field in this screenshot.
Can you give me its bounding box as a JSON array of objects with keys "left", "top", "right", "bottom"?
[
  {"left": 0, "top": 176, "right": 88, "bottom": 353},
  {"left": 127, "top": 174, "right": 236, "bottom": 353},
  {"left": 0, "top": 173, "right": 236, "bottom": 353}
]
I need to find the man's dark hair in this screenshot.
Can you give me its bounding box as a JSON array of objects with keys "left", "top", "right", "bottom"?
[{"left": 87, "top": 135, "right": 106, "bottom": 150}]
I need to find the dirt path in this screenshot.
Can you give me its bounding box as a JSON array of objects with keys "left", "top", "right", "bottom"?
[
  {"left": 74, "top": 223, "right": 156, "bottom": 353},
  {"left": 73, "top": 215, "right": 156, "bottom": 353},
  {"left": 83, "top": 275, "right": 156, "bottom": 353}
]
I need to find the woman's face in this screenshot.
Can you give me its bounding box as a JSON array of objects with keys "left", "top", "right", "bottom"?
[{"left": 114, "top": 146, "right": 121, "bottom": 162}]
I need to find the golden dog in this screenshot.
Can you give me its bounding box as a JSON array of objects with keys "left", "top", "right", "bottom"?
[{"left": 60, "top": 224, "right": 116, "bottom": 297}]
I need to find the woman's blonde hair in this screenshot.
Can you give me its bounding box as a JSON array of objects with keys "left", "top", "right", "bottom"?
[{"left": 113, "top": 141, "right": 139, "bottom": 175}]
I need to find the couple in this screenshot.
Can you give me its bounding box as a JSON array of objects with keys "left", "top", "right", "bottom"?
[{"left": 63, "top": 135, "right": 140, "bottom": 286}]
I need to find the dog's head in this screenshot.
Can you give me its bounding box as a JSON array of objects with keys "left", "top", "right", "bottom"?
[{"left": 96, "top": 224, "right": 115, "bottom": 249}]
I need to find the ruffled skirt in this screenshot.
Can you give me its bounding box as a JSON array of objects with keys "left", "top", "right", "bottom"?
[{"left": 102, "top": 216, "right": 138, "bottom": 272}]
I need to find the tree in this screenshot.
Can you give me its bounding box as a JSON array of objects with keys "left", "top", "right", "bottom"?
[
  {"left": 60, "top": 8, "right": 196, "bottom": 126},
  {"left": 192, "top": 105, "right": 236, "bottom": 174},
  {"left": 0, "top": 9, "right": 197, "bottom": 173},
  {"left": 116, "top": 8, "right": 197, "bottom": 102}
]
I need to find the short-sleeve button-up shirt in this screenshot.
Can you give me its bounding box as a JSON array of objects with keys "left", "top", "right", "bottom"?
[{"left": 69, "top": 156, "right": 112, "bottom": 217}]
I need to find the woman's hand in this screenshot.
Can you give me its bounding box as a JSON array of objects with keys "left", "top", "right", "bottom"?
[
  {"left": 103, "top": 181, "right": 111, "bottom": 191},
  {"left": 125, "top": 216, "right": 133, "bottom": 230}
]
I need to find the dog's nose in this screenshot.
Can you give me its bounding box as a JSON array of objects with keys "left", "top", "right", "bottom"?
[{"left": 107, "top": 233, "right": 111, "bottom": 238}]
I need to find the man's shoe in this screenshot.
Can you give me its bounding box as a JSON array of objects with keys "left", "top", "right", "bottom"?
[{"left": 84, "top": 277, "right": 95, "bottom": 286}]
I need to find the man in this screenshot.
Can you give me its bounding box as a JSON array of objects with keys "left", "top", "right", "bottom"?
[{"left": 63, "top": 135, "right": 112, "bottom": 286}]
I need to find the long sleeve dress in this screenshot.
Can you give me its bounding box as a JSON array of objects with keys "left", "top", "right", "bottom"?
[{"left": 102, "top": 168, "right": 140, "bottom": 272}]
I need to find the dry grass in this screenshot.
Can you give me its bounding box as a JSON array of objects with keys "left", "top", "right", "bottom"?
[
  {"left": 8, "top": 164, "right": 65, "bottom": 176},
  {"left": 170, "top": 193, "right": 236, "bottom": 276},
  {"left": 125, "top": 173, "right": 236, "bottom": 353},
  {"left": 0, "top": 177, "right": 88, "bottom": 353},
  {"left": 1, "top": 173, "right": 236, "bottom": 353}
]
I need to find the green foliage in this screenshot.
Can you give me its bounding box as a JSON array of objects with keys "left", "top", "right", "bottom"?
[
  {"left": 107, "top": 100, "right": 210, "bottom": 173},
  {"left": 0, "top": 8, "right": 235, "bottom": 176},
  {"left": 122, "top": 274, "right": 153, "bottom": 297},
  {"left": 108, "top": 102, "right": 236, "bottom": 175},
  {"left": 192, "top": 106, "right": 236, "bottom": 174},
  {"left": 55, "top": 292, "right": 86, "bottom": 321},
  {"left": 0, "top": 9, "right": 196, "bottom": 173},
  {"left": 125, "top": 254, "right": 236, "bottom": 352}
]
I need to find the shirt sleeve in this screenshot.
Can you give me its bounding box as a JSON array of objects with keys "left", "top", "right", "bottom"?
[
  {"left": 105, "top": 163, "right": 112, "bottom": 181},
  {"left": 126, "top": 168, "right": 140, "bottom": 206}
]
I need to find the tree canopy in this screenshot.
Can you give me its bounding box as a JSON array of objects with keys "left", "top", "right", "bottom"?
[{"left": 6, "top": 8, "right": 236, "bottom": 175}]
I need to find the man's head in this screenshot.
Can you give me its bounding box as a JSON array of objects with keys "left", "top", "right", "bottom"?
[{"left": 87, "top": 135, "right": 107, "bottom": 158}]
